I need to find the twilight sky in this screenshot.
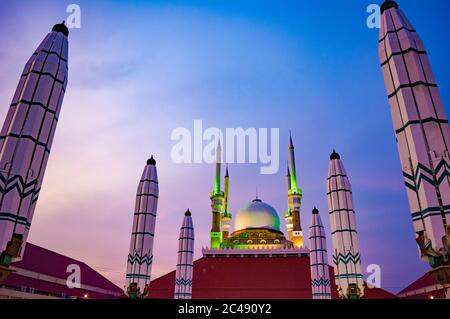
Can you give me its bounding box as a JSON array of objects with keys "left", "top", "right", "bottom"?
[{"left": 0, "top": 0, "right": 449, "bottom": 294}]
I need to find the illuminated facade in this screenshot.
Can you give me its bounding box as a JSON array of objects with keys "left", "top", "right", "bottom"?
[
  {"left": 209, "top": 140, "right": 224, "bottom": 249},
  {"left": 221, "top": 198, "right": 292, "bottom": 249},
  {"left": 208, "top": 136, "right": 304, "bottom": 251}
]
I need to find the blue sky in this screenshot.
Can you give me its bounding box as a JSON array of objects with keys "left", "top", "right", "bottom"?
[{"left": 0, "top": 0, "right": 449, "bottom": 293}]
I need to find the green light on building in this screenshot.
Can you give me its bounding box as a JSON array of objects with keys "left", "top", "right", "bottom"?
[{"left": 210, "top": 231, "right": 222, "bottom": 249}]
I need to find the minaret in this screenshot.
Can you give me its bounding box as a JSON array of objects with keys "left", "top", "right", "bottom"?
[
  {"left": 379, "top": 0, "right": 450, "bottom": 296},
  {"left": 174, "top": 209, "right": 195, "bottom": 299},
  {"left": 289, "top": 134, "right": 298, "bottom": 192},
  {"left": 221, "top": 165, "right": 232, "bottom": 241},
  {"left": 125, "top": 156, "right": 159, "bottom": 299},
  {"left": 309, "top": 207, "right": 331, "bottom": 299},
  {"left": 327, "top": 150, "right": 364, "bottom": 299},
  {"left": 210, "top": 140, "right": 224, "bottom": 249},
  {"left": 286, "top": 134, "right": 303, "bottom": 247},
  {"left": 0, "top": 23, "right": 69, "bottom": 271}
]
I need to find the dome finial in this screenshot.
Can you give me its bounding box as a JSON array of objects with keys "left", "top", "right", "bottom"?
[
  {"left": 312, "top": 207, "right": 319, "bottom": 214},
  {"left": 253, "top": 187, "right": 262, "bottom": 202},
  {"left": 185, "top": 209, "right": 191, "bottom": 216}
]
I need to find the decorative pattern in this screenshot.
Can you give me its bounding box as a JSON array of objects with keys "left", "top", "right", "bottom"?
[
  {"left": 332, "top": 252, "right": 361, "bottom": 265},
  {"left": 379, "top": 1, "right": 450, "bottom": 267},
  {"left": 175, "top": 210, "right": 195, "bottom": 299},
  {"left": 311, "top": 278, "right": 330, "bottom": 287},
  {"left": 0, "top": 24, "right": 68, "bottom": 261},
  {"left": 175, "top": 278, "right": 193, "bottom": 286},
  {"left": 125, "top": 157, "right": 159, "bottom": 297},
  {"left": 127, "top": 252, "right": 153, "bottom": 265},
  {"left": 327, "top": 151, "right": 364, "bottom": 298}
]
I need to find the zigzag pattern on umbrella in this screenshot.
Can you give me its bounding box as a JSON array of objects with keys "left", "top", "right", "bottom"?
[
  {"left": 403, "top": 159, "right": 450, "bottom": 191},
  {"left": 127, "top": 252, "right": 153, "bottom": 265},
  {"left": 311, "top": 278, "right": 330, "bottom": 287},
  {"left": 0, "top": 173, "right": 40, "bottom": 201},
  {"left": 175, "top": 278, "right": 193, "bottom": 286},
  {"left": 332, "top": 251, "right": 361, "bottom": 265}
]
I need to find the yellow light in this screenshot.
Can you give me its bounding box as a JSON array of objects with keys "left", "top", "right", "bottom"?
[
  {"left": 430, "top": 295, "right": 434, "bottom": 299},
  {"left": 84, "top": 294, "right": 89, "bottom": 298}
]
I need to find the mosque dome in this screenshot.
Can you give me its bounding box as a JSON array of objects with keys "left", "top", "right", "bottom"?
[{"left": 234, "top": 198, "right": 281, "bottom": 232}]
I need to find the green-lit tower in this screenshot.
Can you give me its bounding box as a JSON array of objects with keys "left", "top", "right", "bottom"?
[
  {"left": 285, "top": 165, "right": 293, "bottom": 240},
  {"left": 221, "top": 165, "right": 232, "bottom": 241},
  {"left": 210, "top": 140, "right": 224, "bottom": 249},
  {"left": 285, "top": 134, "right": 303, "bottom": 247},
  {"left": 289, "top": 134, "right": 299, "bottom": 193}
]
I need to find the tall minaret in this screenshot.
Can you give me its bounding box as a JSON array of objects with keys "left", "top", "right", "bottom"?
[
  {"left": 379, "top": 1, "right": 450, "bottom": 296},
  {"left": 327, "top": 150, "right": 364, "bottom": 299},
  {"left": 286, "top": 134, "right": 303, "bottom": 247},
  {"left": 125, "top": 156, "right": 159, "bottom": 299},
  {"left": 309, "top": 207, "right": 332, "bottom": 299},
  {"left": 221, "top": 165, "right": 232, "bottom": 241},
  {"left": 174, "top": 209, "right": 195, "bottom": 299},
  {"left": 210, "top": 140, "right": 224, "bottom": 249},
  {"left": 0, "top": 23, "right": 69, "bottom": 270}
]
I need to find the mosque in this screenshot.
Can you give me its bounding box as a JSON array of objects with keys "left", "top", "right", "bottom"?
[
  {"left": 207, "top": 136, "right": 304, "bottom": 252},
  {"left": 146, "top": 138, "right": 395, "bottom": 299}
]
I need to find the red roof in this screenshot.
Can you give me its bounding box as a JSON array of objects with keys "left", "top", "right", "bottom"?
[
  {"left": 148, "top": 256, "right": 396, "bottom": 299},
  {"left": 2, "top": 243, "right": 122, "bottom": 299},
  {"left": 397, "top": 273, "right": 445, "bottom": 299}
]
